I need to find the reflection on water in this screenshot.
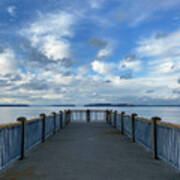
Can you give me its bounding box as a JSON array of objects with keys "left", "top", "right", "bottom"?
[{"left": 0, "top": 106, "right": 179, "bottom": 125}]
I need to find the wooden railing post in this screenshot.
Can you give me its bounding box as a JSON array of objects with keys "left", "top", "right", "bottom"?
[
  {"left": 114, "top": 111, "right": 117, "bottom": 128},
  {"left": 40, "top": 113, "right": 46, "bottom": 143},
  {"left": 121, "top": 112, "right": 125, "bottom": 134},
  {"left": 65, "top": 110, "right": 69, "bottom": 125},
  {"left": 68, "top": 109, "right": 71, "bottom": 124},
  {"left": 52, "top": 112, "right": 57, "bottom": 134},
  {"left": 131, "top": 113, "right": 137, "bottom": 142},
  {"left": 59, "top": 111, "right": 63, "bottom": 129},
  {"left": 152, "top": 116, "right": 161, "bottom": 159},
  {"left": 17, "top": 117, "right": 26, "bottom": 160},
  {"left": 106, "top": 110, "right": 109, "bottom": 124},
  {"left": 87, "top": 109, "right": 90, "bottom": 123},
  {"left": 109, "top": 110, "right": 112, "bottom": 125}
]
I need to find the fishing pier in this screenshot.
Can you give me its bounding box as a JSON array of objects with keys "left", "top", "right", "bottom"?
[{"left": 0, "top": 110, "right": 180, "bottom": 179}]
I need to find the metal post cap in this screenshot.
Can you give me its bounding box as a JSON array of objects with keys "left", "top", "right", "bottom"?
[
  {"left": 40, "top": 113, "right": 46, "bottom": 117},
  {"left": 17, "top": 117, "right": 26, "bottom": 122},
  {"left": 152, "top": 116, "right": 161, "bottom": 121}
]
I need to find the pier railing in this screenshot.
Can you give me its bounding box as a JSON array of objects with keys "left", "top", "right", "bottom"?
[{"left": 0, "top": 109, "right": 180, "bottom": 172}]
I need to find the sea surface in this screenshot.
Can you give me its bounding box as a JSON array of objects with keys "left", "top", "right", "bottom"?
[{"left": 0, "top": 106, "right": 179, "bottom": 125}]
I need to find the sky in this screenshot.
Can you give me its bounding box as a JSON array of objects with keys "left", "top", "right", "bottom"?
[{"left": 0, "top": 0, "right": 180, "bottom": 105}]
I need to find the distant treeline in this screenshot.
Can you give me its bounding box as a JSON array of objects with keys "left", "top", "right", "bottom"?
[
  {"left": 84, "top": 103, "right": 180, "bottom": 107},
  {"left": 0, "top": 104, "right": 29, "bottom": 107},
  {"left": 84, "top": 103, "right": 134, "bottom": 107},
  {"left": 0, "top": 104, "right": 76, "bottom": 107}
]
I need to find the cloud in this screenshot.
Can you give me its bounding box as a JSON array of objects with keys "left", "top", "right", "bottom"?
[
  {"left": 0, "top": 48, "right": 18, "bottom": 75},
  {"left": 146, "top": 90, "right": 155, "bottom": 94},
  {"left": 7, "top": 6, "right": 16, "bottom": 16},
  {"left": 88, "top": 0, "right": 105, "bottom": 9},
  {"left": 78, "top": 65, "right": 90, "bottom": 75},
  {"left": 173, "top": 89, "right": 180, "bottom": 94},
  {"left": 21, "top": 11, "right": 75, "bottom": 62},
  {"left": 18, "top": 78, "right": 49, "bottom": 91},
  {"left": 152, "top": 59, "right": 180, "bottom": 74},
  {"left": 88, "top": 37, "right": 113, "bottom": 60},
  {"left": 115, "top": 0, "right": 180, "bottom": 26},
  {"left": 0, "top": 79, "right": 11, "bottom": 87},
  {"left": 40, "top": 35, "right": 70, "bottom": 60},
  {"left": 97, "top": 47, "right": 112, "bottom": 59},
  {"left": 104, "top": 80, "right": 111, "bottom": 83},
  {"left": 136, "top": 30, "right": 180, "bottom": 74},
  {"left": 119, "top": 54, "right": 143, "bottom": 72},
  {"left": 136, "top": 30, "right": 180, "bottom": 58},
  {"left": 178, "top": 78, "right": 180, "bottom": 84},
  {"left": 88, "top": 38, "right": 107, "bottom": 48},
  {"left": 120, "top": 72, "right": 133, "bottom": 80},
  {"left": 91, "top": 60, "right": 114, "bottom": 75}
]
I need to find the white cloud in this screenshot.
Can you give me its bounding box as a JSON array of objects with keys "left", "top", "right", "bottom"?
[
  {"left": 0, "top": 48, "right": 17, "bottom": 75},
  {"left": 7, "top": 6, "right": 16, "bottom": 16},
  {"left": 148, "top": 58, "right": 180, "bottom": 74},
  {"left": 136, "top": 29, "right": 180, "bottom": 74},
  {"left": 91, "top": 60, "right": 114, "bottom": 75},
  {"left": 136, "top": 30, "right": 180, "bottom": 58},
  {"left": 119, "top": 55, "right": 143, "bottom": 72},
  {"left": 21, "top": 11, "right": 75, "bottom": 61},
  {"left": 78, "top": 65, "right": 90, "bottom": 75},
  {"left": 42, "top": 94, "right": 65, "bottom": 99},
  {"left": 97, "top": 47, "right": 112, "bottom": 59},
  {"left": 41, "top": 35, "right": 70, "bottom": 60}
]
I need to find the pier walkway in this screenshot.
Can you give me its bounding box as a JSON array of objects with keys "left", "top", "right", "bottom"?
[{"left": 0, "top": 122, "right": 180, "bottom": 180}]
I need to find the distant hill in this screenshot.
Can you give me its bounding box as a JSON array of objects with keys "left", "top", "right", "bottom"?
[
  {"left": 84, "top": 103, "right": 134, "bottom": 107},
  {"left": 0, "top": 104, "right": 29, "bottom": 107}
]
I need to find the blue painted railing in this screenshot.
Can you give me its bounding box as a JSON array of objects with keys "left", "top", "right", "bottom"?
[{"left": 0, "top": 110, "right": 67, "bottom": 171}]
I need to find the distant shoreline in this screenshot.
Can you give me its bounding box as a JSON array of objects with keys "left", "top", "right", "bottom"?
[
  {"left": 0, "top": 104, "right": 76, "bottom": 107},
  {"left": 84, "top": 104, "right": 180, "bottom": 107},
  {"left": 0, "top": 104, "right": 179, "bottom": 107}
]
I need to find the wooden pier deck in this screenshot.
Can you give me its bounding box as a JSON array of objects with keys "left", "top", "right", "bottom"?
[{"left": 0, "top": 122, "right": 180, "bottom": 180}]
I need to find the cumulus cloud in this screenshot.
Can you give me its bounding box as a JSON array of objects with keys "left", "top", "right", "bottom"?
[
  {"left": 40, "top": 35, "right": 70, "bottom": 60},
  {"left": 88, "top": 37, "right": 113, "bottom": 60},
  {"left": 97, "top": 47, "right": 112, "bottom": 59},
  {"left": 21, "top": 11, "right": 75, "bottom": 62},
  {"left": 91, "top": 60, "right": 115, "bottom": 75},
  {"left": 119, "top": 54, "right": 143, "bottom": 72},
  {"left": 0, "top": 48, "right": 18, "bottom": 75}
]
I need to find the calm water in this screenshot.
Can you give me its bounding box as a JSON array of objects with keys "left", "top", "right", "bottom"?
[{"left": 0, "top": 106, "right": 179, "bottom": 125}]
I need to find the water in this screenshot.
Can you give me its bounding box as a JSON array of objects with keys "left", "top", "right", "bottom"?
[{"left": 0, "top": 106, "right": 179, "bottom": 125}]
